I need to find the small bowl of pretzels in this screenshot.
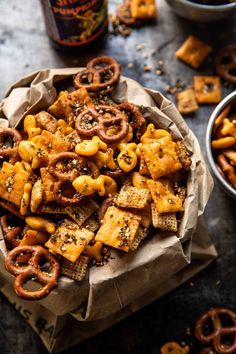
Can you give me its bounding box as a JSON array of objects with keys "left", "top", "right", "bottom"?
[{"left": 206, "top": 90, "right": 236, "bottom": 199}]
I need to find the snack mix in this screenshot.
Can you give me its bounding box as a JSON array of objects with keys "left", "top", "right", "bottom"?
[{"left": 0, "top": 56, "right": 191, "bottom": 300}]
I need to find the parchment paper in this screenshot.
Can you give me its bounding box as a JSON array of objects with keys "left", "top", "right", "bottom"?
[{"left": 0, "top": 68, "right": 217, "bottom": 353}]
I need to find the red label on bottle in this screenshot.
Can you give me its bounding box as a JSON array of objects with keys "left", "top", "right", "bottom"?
[{"left": 40, "top": 0, "right": 107, "bottom": 46}]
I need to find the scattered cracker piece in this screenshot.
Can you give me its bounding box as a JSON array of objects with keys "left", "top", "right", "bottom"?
[
  {"left": 83, "top": 241, "right": 103, "bottom": 262},
  {"left": 95, "top": 206, "right": 141, "bottom": 252},
  {"left": 65, "top": 200, "right": 99, "bottom": 226},
  {"left": 140, "top": 137, "right": 182, "bottom": 180},
  {"left": 130, "top": 0, "right": 157, "bottom": 19},
  {"left": 151, "top": 203, "right": 178, "bottom": 232},
  {"left": 129, "top": 226, "right": 149, "bottom": 251},
  {"left": 40, "top": 167, "right": 57, "bottom": 203},
  {"left": 176, "top": 87, "right": 199, "bottom": 114},
  {"left": 115, "top": 185, "right": 150, "bottom": 209},
  {"left": 61, "top": 255, "right": 89, "bottom": 281},
  {"left": 0, "top": 162, "right": 30, "bottom": 206},
  {"left": 193, "top": 76, "right": 222, "bottom": 104},
  {"left": 147, "top": 179, "right": 183, "bottom": 213},
  {"left": 175, "top": 141, "right": 191, "bottom": 170},
  {"left": 82, "top": 215, "right": 100, "bottom": 232},
  {"left": 45, "top": 219, "right": 94, "bottom": 262},
  {"left": 175, "top": 35, "right": 212, "bottom": 69}
]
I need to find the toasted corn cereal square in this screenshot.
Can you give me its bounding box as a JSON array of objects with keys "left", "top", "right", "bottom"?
[
  {"left": 193, "top": 76, "right": 221, "bottom": 104},
  {"left": 95, "top": 206, "right": 141, "bottom": 252},
  {"left": 61, "top": 255, "right": 89, "bottom": 281},
  {"left": 140, "top": 138, "right": 182, "bottom": 180},
  {"left": 65, "top": 200, "right": 99, "bottom": 226},
  {"left": 147, "top": 179, "right": 183, "bottom": 213},
  {"left": 45, "top": 219, "right": 94, "bottom": 262},
  {"left": 151, "top": 203, "right": 178, "bottom": 232},
  {"left": 131, "top": 0, "right": 157, "bottom": 19},
  {"left": 40, "top": 168, "right": 57, "bottom": 203},
  {"left": 175, "top": 36, "right": 212, "bottom": 69},
  {"left": 115, "top": 185, "right": 150, "bottom": 209},
  {"left": 0, "top": 162, "right": 30, "bottom": 206},
  {"left": 40, "top": 202, "right": 66, "bottom": 214},
  {"left": 129, "top": 226, "right": 149, "bottom": 251},
  {"left": 82, "top": 215, "right": 100, "bottom": 232},
  {"left": 175, "top": 141, "right": 191, "bottom": 170},
  {"left": 83, "top": 241, "right": 103, "bottom": 262},
  {"left": 176, "top": 88, "right": 199, "bottom": 115}
]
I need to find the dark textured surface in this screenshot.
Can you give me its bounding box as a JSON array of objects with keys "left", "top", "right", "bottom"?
[{"left": 0, "top": 1, "right": 236, "bottom": 353}]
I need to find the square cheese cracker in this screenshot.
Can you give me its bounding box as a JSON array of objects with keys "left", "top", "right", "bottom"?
[
  {"left": 45, "top": 219, "right": 94, "bottom": 262},
  {"left": 176, "top": 87, "right": 199, "bottom": 115},
  {"left": 95, "top": 206, "right": 141, "bottom": 252},
  {"left": 193, "top": 76, "right": 222, "bottom": 104},
  {"left": 147, "top": 179, "right": 183, "bottom": 213},
  {"left": 140, "top": 137, "right": 182, "bottom": 180},
  {"left": 175, "top": 35, "right": 212, "bottom": 69}
]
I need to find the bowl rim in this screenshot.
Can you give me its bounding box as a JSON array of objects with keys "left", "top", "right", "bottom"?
[
  {"left": 178, "top": 0, "right": 236, "bottom": 10},
  {"left": 206, "top": 90, "right": 236, "bottom": 198}
]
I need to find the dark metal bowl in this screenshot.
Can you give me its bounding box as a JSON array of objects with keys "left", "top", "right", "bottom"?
[
  {"left": 206, "top": 91, "right": 236, "bottom": 199},
  {"left": 165, "top": 0, "right": 236, "bottom": 22}
]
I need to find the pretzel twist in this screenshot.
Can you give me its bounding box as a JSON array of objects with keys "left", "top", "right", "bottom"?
[
  {"left": 48, "top": 152, "right": 81, "bottom": 181},
  {"left": 215, "top": 45, "right": 236, "bottom": 85},
  {"left": 195, "top": 308, "right": 236, "bottom": 354},
  {"left": 75, "top": 105, "right": 129, "bottom": 144},
  {"left": 0, "top": 128, "right": 22, "bottom": 164},
  {"left": 53, "top": 158, "right": 99, "bottom": 206},
  {"left": 0, "top": 215, "right": 22, "bottom": 249},
  {"left": 5, "top": 245, "right": 60, "bottom": 300},
  {"left": 117, "top": 102, "right": 146, "bottom": 138},
  {"left": 74, "top": 56, "right": 121, "bottom": 92}
]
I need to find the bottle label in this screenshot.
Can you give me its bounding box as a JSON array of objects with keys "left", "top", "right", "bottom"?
[{"left": 41, "top": 0, "right": 107, "bottom": 46}]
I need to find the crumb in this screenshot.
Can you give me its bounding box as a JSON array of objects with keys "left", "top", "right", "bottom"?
[
  {"left": 143, "top": 64, "right": 152, "bottom": 72},
  {"left": 136, "top": 43, "right": 146, "bottom": 51}
]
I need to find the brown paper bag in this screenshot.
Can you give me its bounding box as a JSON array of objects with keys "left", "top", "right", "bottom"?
[{"left": 0, "top": 69, "right": 217, "bottom": 353}]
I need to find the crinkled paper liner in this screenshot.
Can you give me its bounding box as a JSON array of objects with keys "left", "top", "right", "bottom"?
[{"left": 0, "top": 69, "right": 217, "bottom": 353}]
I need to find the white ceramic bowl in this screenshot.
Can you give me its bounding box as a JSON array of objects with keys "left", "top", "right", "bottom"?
[{"left": 206, "top": 91, "right": 236, "bottom": 199}]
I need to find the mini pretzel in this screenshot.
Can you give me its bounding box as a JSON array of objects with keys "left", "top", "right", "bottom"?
[
  {"left": 0, "top": 199, "right": 24, "bottom": 220},
  {"left": 195, "top": 308, "right": 236, "bottom": 354},
  {"left": 5, "top": 245, "right": 60, "bottom": 300},
  {"left": 54, "top": 180, "right": 86, "bottom": 206},
  {"left": 53, "top": 157, "right": 99, "bottom": 205},
  {"left": 74, "top": 56, "right": 121, "bottom": 92},
  {"left": 0, "top": 128, "right": 22, "bottom": 164},
  {"left": 218, "top": 154, "right": 236, "bottom": 188},
  {"left": 215, "top": 45, "right": 236, "bottom": 85},
  {"left": 48, "top": 152, "right": 81, "bottom": 181},
  {"left": 0, "top": 215, "right": 22, "bottom": 249},
  {"left": 117, "top": 102, "right": 147, "bottom": 138},
  {"left": 75, "top": 105, "right": 129, "bottom": 143},
  {"left": 116, "top": 0, "right": 137, "bottom": 26}
]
